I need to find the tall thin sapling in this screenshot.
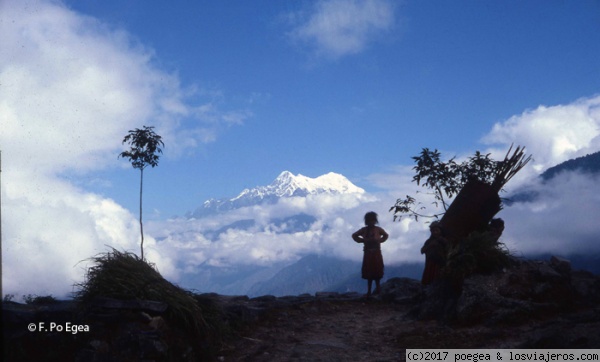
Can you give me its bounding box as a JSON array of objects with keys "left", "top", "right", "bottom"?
[{"left": 119, "top": 126, "right": 164, "bottom": 260}]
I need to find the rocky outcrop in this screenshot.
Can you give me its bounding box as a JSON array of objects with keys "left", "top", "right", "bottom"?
[{"left": 390, "top": 255, "right": 600, "bottom": 347}]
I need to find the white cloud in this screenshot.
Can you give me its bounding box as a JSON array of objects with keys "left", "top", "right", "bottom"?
[
  {"left": 482, "top": 95, "right": 600, "bottom": 177},
  {"left": 288, "top": 0, "right": 396, "bottom": 59},
  {"left": 2, "top": 173, "right": 142, "bottom": 297},
  {"left": 502, "top": 172, "right": 600, "bottom": 257},
  {"left": 0, "top": 0, "right": 245, "bottom": 298}
]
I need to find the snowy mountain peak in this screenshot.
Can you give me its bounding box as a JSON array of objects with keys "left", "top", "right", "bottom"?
[
  {"left": 266, "top": 171, "right": 364, "bottom": 198},
  {"left": 189, "top": 171, "right": 364, "bottom": 218},
  {"left": 274, "top": 170, "right": 295, "bottom": 183}
]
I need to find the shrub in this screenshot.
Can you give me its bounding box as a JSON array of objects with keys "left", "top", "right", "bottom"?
[
  {"left": 445, "top": 231, "right": 512, "bottom": 280},
  {"left": 23, "top": 294, "right": 58, "bottom": 305}
]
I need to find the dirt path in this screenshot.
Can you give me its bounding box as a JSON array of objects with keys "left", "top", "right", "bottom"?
[
  {"left": 217, "top": 295, "right": 535, "bottom": 361},
  {"left": 219, "top": 298, "right": 411, "bottom": 361}
]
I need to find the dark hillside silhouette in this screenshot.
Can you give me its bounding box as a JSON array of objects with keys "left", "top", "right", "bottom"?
[
  {"left": 507, "top": 150, "right": 600, "bottom": 205},
  {"left": 541, "top": 151, "right": 600, "bottom": 180}
]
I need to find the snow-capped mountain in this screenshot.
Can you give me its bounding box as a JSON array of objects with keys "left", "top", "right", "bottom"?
[
  {"left": 235, "top": 171, "right": 364, "bottom": 198},
  {"left": 188, "top": 171, "right": 364, "bottom": 218}
]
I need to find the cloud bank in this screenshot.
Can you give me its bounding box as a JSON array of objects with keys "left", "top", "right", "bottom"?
[
  {"left": 0, "top": 0, "right": 247, "bottom": 298},
  {"left": 147, "top": 191, "right": 426, "bottom": 282},
  {"left": 501, "top": 172, "right": 600, "bottom": 256},
  {"left": 482, "top": 96, "right": 600, "bottom": 179}
]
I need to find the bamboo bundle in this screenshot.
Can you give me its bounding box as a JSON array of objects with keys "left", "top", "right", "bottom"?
[
  {"left": 491, "top": 144, "right": 532, "bottom": 193},
  {"left": 441, "top": 144, "right": 531, "bottom": 243}
]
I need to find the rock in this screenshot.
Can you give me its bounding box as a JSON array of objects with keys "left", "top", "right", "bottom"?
[
  {"left": 571, "top": 270, "right": 600, "bottom": 303},
  {"left": 516, "top": 309, "right": 600, "bottom": 348},
  {"left": 411, "top": 279, "right": 461, "bottom": 321},
  {"left": 250, "top": 295, "right": 277, "bottom": 303},
  {"left": 407, "top": 256, "right": 600, "bottom": 327},
  {"left": 380, "top": 277, "right": 422, "bottom": 304},
  {"left": 315, "top": 291, "right": 342, "bottom": 298},
  {"left": 550, "top": 255, "right": 572, "bottom": 274}
]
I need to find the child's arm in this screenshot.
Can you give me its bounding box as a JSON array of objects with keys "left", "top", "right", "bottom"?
[
  {"left": 378, "top": 227, "right": 389, "bottom": 243},
  {"left": 352, "top": 228, "right": 365, "bottom": 243},
  {"left": 421, "top": 238, "right": 430, "bottom": 254}
]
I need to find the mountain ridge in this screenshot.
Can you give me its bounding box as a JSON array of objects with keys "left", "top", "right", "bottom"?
[
  {"left": 541, "top": 151, "right": 600, "bottom": 180},
  {"left": 507, "top": 150, "right": 600, "bottom": 205},
  {"left": 188, "top": 170, "right": 364, "bottom": 218}
]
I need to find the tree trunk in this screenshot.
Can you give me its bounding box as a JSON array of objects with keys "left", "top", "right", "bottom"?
[
  {"left": 440, "top": 180, "right": 501, "bottom": 244},
  {"left": 139, "top": 168, "right": 144, "bottom": 260}
]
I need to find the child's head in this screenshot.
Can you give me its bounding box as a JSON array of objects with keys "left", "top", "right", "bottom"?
[
  {"left": 429, "top": 221, "right": 442, "bottom": 235},
  {"left": 364, "top": 211, "right": 379, "bottom": 226},
  {"left": 490, "top": 218, "right": 505, "bottom": 233}
]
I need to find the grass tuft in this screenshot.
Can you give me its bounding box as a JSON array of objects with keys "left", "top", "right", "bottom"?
[{"left": 74, "top": 248, "right": 220, "bottom": 357}]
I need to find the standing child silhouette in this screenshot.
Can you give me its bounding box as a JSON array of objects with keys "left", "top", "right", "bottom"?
[{"left": 352, "top": 212, "right": 389, "bottom": 296}]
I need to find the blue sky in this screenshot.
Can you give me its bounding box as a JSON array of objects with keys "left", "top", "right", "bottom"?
[
  {"left": 2, "top": 0, "right": 600, "bottom": 297},
  {"left": 57, "top": 0, "right": 600, "bottom": 217}
]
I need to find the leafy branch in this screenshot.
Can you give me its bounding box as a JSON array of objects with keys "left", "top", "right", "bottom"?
[{"left": 390, "top": 144, "right": 531, "bottom": 222}]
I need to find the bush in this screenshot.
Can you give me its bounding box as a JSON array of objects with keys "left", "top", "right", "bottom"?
[
  {"left": 23, "top": 294, "right": 58, "bottom": 305},
  {"left": 445, "top": 231, "right": 512, "bottom": 280}
]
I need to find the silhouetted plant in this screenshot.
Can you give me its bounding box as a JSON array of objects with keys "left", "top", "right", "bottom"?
[
  {"left": 119, "top": 126, "right": 164, "bottom": 260},
  {"left": 22, "top": 294, "right": 57, "bottom": 305},
  {"left": 390, "top": 145, "right": 531, "bottom": 222},
  {"left": 445, "top": 231, "right": 512, "bottom": 280}
]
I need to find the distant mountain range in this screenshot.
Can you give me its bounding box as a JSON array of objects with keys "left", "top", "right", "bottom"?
[
  {"left": 247, "top": 254, "right": 424, "bottom": 296},
  {"left": 504, "top": 151, "right": 600, "bottom": 275},
  {"left": 176, "top": 253, "right": 424, "bottom": 297},
  {"left": 507, "top": 151, "right": 600, "bottom": 205},
  {"left": 187, "top": 171, "right": 365, "bottom": 218},
  {"left": 540, "top": 151, "right": 600, "bottom": 180}
]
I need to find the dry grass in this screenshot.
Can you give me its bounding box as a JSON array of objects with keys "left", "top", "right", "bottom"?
[{"left": 74, "top": 249, "right": 215, "bottom": 352}]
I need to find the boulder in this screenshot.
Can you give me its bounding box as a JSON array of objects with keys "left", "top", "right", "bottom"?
[
  {"left": 380, "top": 277, "right": 423, "bottom": 304},
  {"left": 409, "top": 255, "right": 600, "bottom": 326}
]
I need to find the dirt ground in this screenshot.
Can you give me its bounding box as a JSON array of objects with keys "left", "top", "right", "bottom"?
[
  {"left": 217, "top": 297, "right": 521, "bottom": 362},
  {"left": 219, "top": 297, "right": 404, "bottom": 361}
]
